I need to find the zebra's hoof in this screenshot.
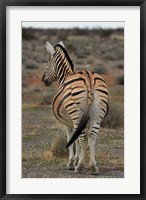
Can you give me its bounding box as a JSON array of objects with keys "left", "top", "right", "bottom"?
[
  {"left": 75, "top": 164, "right": 84, "bottom": 173},
  {"left": 89, "top": 165, "right": 99, "bottom": 175},
  {"left": 67, "top": 161, "right": 75, "bottom": 170},
  {"left": 73, "top": 159, "right": 78, "bottom": 167}
]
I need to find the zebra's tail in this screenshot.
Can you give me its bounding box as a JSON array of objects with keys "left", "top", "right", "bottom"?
[{"left": 66, "top": 104, "right": 90, "bottom": 148}]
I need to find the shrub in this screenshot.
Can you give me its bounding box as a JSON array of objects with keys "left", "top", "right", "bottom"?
[
  {"left": 117, "top": 75, "right": 124, "bottom": 85},
  {"left": 40, "top": 91, "right": 53, "bottom": 105},
  {"left": 57, "top": 29, "right": 68, "bottom": 41},
  {"left": 116, "top": 50, "right": 124, "bottom": 60},
  {"left": 22, "top": 80, "right": 26, "bottom": 88},
  {"left": 50, "top": 134, "right": 68, "bottom": 158},
  {"left": 25, "top": 63, "right": 38, "bottom": 69},
  {"left": 102, "top": 52, "right": 116, "bottom": 61},
  {"left": 76, "top": 60, "right": 84, "bottom": 65},
  {"left": 22, "top": 28, "right": 37, "bottom": 40},
  {"left": 77, "top": 52, "right": 87, "bottom": 59},
  {"left": 25, "top": 59, "right": 38, "bottom": 70},
  {"left": 67, "top": 44, "right": 77, "bottom": 53},
  {"left": 94, "top": 67, "right": 107, "bottom": 75},
  {"left": 101, "top": 103, "right": 124, "bottom": 128},
  {"left": 115, "top": 62, "right": 124, "bottom": 69},
  {"left": 99, "top": 29, "right": 114, "bottom": 38}
]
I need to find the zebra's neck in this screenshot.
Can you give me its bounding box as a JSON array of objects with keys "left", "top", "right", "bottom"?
[{"left": 54, "top": 45, "right": 74, "bottom": 85}]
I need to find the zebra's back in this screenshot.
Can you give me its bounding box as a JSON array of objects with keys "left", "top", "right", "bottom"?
[{"left": 52, "top": 69, "right": 108, "bottom": 128}]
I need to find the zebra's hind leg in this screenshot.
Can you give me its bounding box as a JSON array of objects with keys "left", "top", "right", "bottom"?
[
  {"left": 66, "top": 127, "right": 75, "bottom": 170},
  {"left": 75, "top": 132, "right": 87, "bottom": 173},
  {"left": 88, "top": 122, "right": 100, "bottom": 175},
  {"left": 73, "top": 139, "right": 80, "bottom": 167}
]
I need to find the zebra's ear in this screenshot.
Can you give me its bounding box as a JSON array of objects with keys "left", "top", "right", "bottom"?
[
  {"left": 46, "top": 41, "right": 55, "bottom": 55},
  {"left": 58, "top": 41, "right": 65, "bottom": 48}
]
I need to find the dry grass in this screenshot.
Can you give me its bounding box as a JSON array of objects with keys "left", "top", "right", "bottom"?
[
  {"left": 101, "top": 102, "right": 124, "bottom": 128},
  {"left": 50, "top": 134, "right": 68, "bottom": 157},
  {"left": 22, "top": 105, "right": 124, "bottom": 178},
  {"left": 22, "top": 27, "right": 124, "bottom": 178}
]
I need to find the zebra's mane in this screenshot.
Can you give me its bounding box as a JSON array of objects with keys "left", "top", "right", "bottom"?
[{"left": 55, "top": 44, "right": 74, "bottom": 72}]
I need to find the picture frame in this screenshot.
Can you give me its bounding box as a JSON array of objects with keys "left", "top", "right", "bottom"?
[{"left": 0, "top": 0, "right": 145, "bottom": 199}]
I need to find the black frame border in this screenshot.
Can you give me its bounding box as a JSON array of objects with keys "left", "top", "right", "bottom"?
[{"left": 0, "top": 0, "right": 145, "bottom": 199}]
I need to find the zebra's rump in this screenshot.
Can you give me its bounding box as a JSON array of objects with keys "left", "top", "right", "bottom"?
[{"left": 52, "top": 69, "right": 109, "bottom": 126}]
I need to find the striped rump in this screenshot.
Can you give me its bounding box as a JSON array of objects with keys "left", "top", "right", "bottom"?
[{"left": 52, "top": 69, "right": 109, "bottom": 147}]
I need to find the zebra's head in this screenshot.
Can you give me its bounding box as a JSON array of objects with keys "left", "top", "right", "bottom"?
[
  {"left": 42, "top": 41, "right": 74, "bottom": 86},
  {"left": 42, "top": 41, "right": 65, "bottom": 87}
]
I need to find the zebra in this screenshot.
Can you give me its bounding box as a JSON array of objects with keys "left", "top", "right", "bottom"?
[{"left": 42, "top": 41, "right": 109, "bottom": 175}]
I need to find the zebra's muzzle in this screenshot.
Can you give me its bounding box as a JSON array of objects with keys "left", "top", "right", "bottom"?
[{"left": 42, "top": 73, "right": 52, "bottom": 87}]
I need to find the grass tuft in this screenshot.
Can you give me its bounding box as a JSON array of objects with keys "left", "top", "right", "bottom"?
[
  {"left": 101, "top": 103, "right": 124, "bottom": 128},
  {"left": 50, "top": 134, "right": 68, "bottom": 158}
]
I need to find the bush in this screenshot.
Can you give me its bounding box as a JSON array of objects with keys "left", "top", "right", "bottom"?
[
  {"left": 115, "top": 62, "right": 124, "bottom": 69},
  {"left": 101, "top": 103, "right": 124, "bottom": 128},
  {"left": 40, "top": 91, "right": 53, "bottom": 105},
  {"left": 117, "top": 75, "right": 124, "bottom": 85},
  {"left": 66, "top": 44, "right": 77, "bottom": 53},
  {"left": 50, "top": 134, "right": 68, "bottom": 158},
  {"left": 99, "top": 29, "right": 114, "bottom": 38},
  {"left": 22, "top": 28, "right": 37, "bottom": 40},
  {"left": 22, "top": 80, "right": 26, "bottom": 88},
  {"left": 57, "top": 29, "right": 68, "bottom": 41},
  {"left": 25, "top": 63, "right": 38, "bottom": 69},
  {"left": 77, "top": 52, "right": 87, "bottom": 59},
  {"left": 102, "top": 52, "right": 116, "bottom": 61},
  {"left": 93, "top": 67, "right": 107, "bottom": 75}
]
